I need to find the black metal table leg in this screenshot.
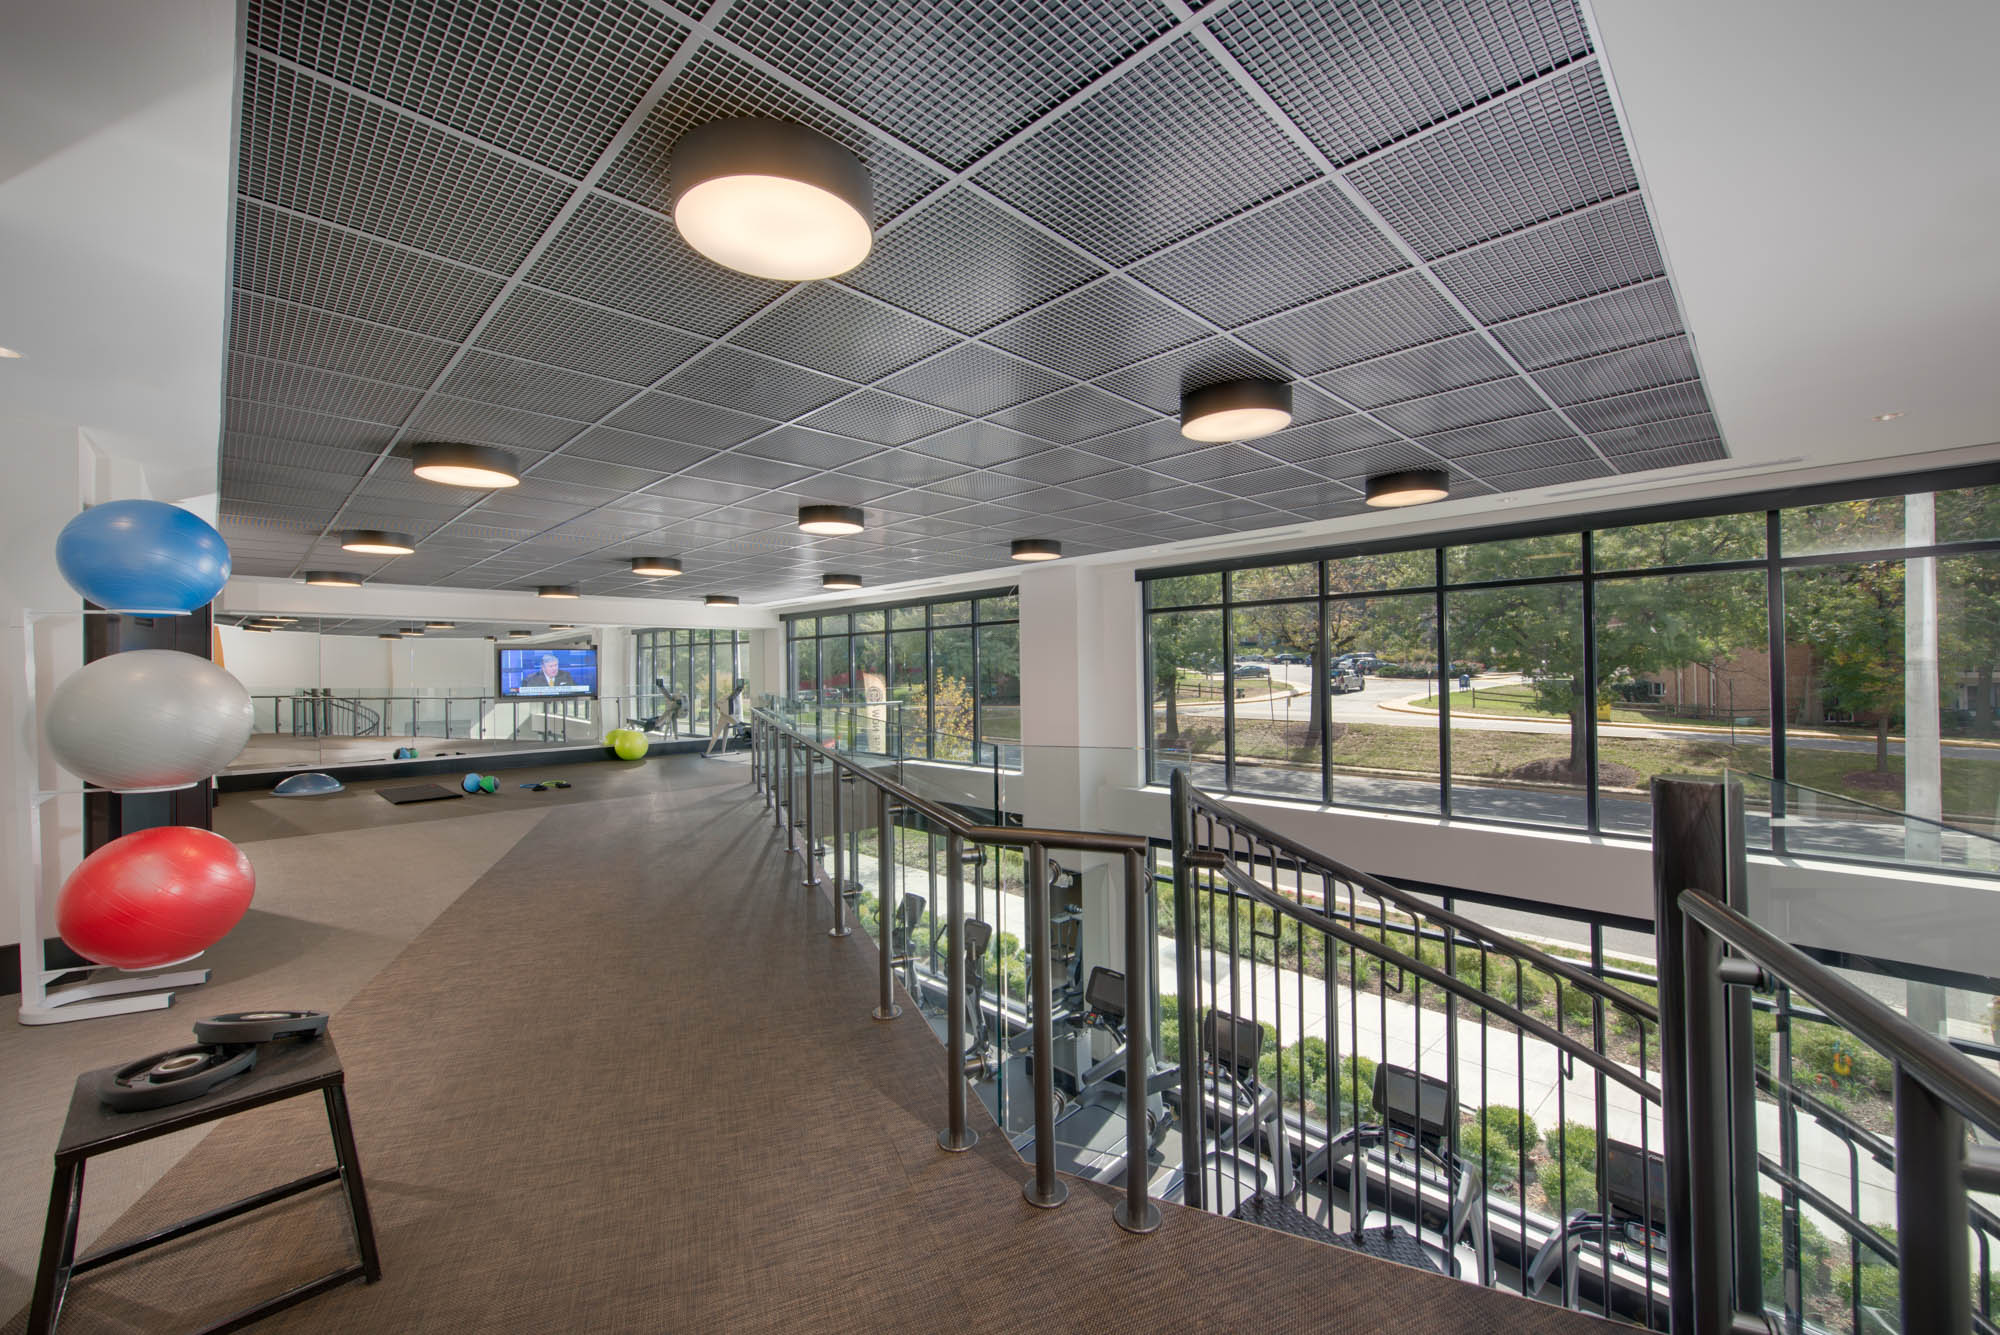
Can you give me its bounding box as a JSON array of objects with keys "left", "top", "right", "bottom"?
[
  {"left": 323, "top": 1084, "right": 382, "bottom": 1282},
  {"left": 27, "top": 1158, "right": 85, "bottom": 1335}
]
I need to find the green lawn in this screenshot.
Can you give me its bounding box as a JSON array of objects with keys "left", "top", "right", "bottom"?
[{"left": 1410, "top": 684, "right": 1749, "bottom": 731}]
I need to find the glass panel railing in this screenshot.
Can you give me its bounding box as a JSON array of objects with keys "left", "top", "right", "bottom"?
[
  {"left": 235, "top": 692, "right": 683, "bottom": 772},
  {"left": 1733, "top": 769, "right": 2000, "bottom": 875}
]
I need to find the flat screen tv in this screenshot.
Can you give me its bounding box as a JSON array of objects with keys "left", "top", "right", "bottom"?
[{"left": 498, "top": 646, "right": 598, "bottom": 699}]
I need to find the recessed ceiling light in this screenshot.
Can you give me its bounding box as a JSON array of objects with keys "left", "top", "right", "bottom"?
[
  {"left": 798, "top": 503, "right": 865, "bottom": 536},
  {"left": 1011, "top": 538, "right": 1062, "bottom": 562},
  {"left": 1181, "top": 378, "right": 1293, "bottom": 442},
  {"left": 670, "top": 119, "right": 874, "bottom": 281},
  {"left": 264, "top": 615, "right": 299, "bottom": 623},
  {"left": 822, "top": 573, "right": 863, "bottom": 590},
  {"left": 340, "top": 529, "right": 416, "bottom": 556},
  {"left": 243, "top": 624, "right": 271, "bottom": 633},
  {"left": 508, "top": 629, "right": 532, "bottom": 638},
  {"left": 1365, "top": 468, "right": 1451, "bottom": 508},
  {"left": 1872, "top": 412, "right": 1906, "bottom": 422},
  {"left": 302, "top": 570, "right": 365, "bottom": 587},
  {"left": 548, "top": 623, "right": 574, "bottom": 630},
  {"left": 410, "top": 441, "right": 520, "bottom": 489},
  {"left": 0, "top": 346, "right": 22, "bottom": 359},
  {"left": 537, "top": 585, "right": 579, "bottom": 599},
  {"left": 705, "top": 595, "right": 739, "bottom": 607},
  {"left": 425, "top": 620, "right": 455, "bottom": 630},
  {"left": 378, "top": 632, "right": 403, "bottom": 640},
  {"left": 631, "top": 556, "right": 683, "bottom": 577}
]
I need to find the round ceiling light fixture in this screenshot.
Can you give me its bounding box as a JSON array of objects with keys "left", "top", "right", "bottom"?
[
  {"left": 669, "top": 119, "right": 874, "bottom": 281},
  {"left": 508, "top": 629, "right": 532, "bottom": 637},
  {"left": 339, "top": 529, "right": 416, "bottom": 556},
  {"left": 1011, "top": 538, "right": 1063, "bottom": 562},
  {"left": 425, "top": 620, "right": 456, "bottom": 630},
  {"left": 822, "top": 573, "right": 863, "bottom": 590},
  {"left": 630, "top": 556, "right": 683, "bottom": 578},
  {"left": 1364, "top": 468, "right": 1451, "bottom": 508},
  {"left": 705, "top": 595, "right": 739, "bottom": 607},
  {"left": 1180, "top": 378, "right": 1293, "bottom": 442},
  {"left": 798, "top": 504, "right": 865, "bottom": 536},
  {"left": 242, "top": 624, "right": 271, "bottom": 633},
  {"left": 302, "top": 571, "right": 365, "bottom": 588},
  {"left": 401, "top": 626, "right": 426, "bottom": 637},
  {"left": 537, "top": 585, "right": 580, "bottom": 599},
  {"left": 1872, "top": 411, "right": 1906, "bottom": 422},
  {"left": 410, "top": 441, "right": 520, "bottom": 489},
  {"left": 547, "top": 623, "right": 575, "bottom": 630},
  {"left": 378, "top": 632, "right": 403, "bottom": 640}
]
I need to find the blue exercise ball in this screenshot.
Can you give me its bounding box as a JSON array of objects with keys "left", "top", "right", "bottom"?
[
  {"left": 55, "top": 500, "right": 231, "bottom": 613},
  {"left": 461, "top": 773, "right": 483, "bottom": 793}
]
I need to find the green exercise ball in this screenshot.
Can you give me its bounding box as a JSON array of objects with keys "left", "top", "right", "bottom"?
[
  {"left": 479, "top": 775, "right": 498, "bottom": 793},
  {"left": 612, "top": 732, "right": 648, "bottom": 761}
]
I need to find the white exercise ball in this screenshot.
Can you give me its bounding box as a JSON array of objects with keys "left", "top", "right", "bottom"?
[{"left": 45, "top": 650, "right": 253, "bottom": 791}]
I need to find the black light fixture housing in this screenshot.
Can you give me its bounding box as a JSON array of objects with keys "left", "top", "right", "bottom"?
[
  {"left": 630, "top": 556, "right": 683, "bottom": 577},
  {"left": 425, "top": 620, "right": 456, "bottom": 630},
  {"left": 1180, "top": 378, "right": 1293, "bottom": 442},
  {"left": 1011, "top": 538, "right": 1063, "bottom": 562},
  {"left": 537, "top": 585, "right": 580, "bottom": 599},
  {"left": 1364, "top": 468, "right": 1451, "bottom": 508},
  {"left": 410, "top": 441, "right": 520, "bottom": 489},
  {"left": 302, "top": 571, "right": 365, "bottom": 587},
  {"left": 705, "top": 595, "right": 739, "bottom": 607},
  {"left": 821, "top": 573, "right": 863, "bottom": 590},
  {"left": 669, "top": 119, "right": 875, "bottom": 281},
  {"left": 797, "top": 504, "right": 865, "bottom": 536},
  {"left": 339, "top": 529, "right": 416, "bottom": 555},
  {"left": 508, "top": 629, "right": 532, "bottom": 638},
  {"left": 378, "top": 632, "right": 403, "bottom": 640}
]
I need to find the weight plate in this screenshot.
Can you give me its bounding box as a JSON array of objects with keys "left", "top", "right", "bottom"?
[
  {"left": 99, "top": 1044, "right": 256, "bottom": 1112},
  {"left": 192, "top": 1009, "right": 330, "bottom": 1045}
]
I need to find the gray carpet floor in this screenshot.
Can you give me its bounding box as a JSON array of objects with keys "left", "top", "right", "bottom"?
[{"left": 6, "top": 754, "right": 1614, "bottom": 1332}]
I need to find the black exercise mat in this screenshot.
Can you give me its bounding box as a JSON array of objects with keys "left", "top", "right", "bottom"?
[{"left": 377, "top": 783, "right": 464, "bottom": 805}]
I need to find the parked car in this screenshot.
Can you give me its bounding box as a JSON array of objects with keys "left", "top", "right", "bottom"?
[
  {"left": 1330, "top": 665, "right": 1365, "bottom": 694},
  {"left": 1271, "top": 652, "right": 1306, "bottom": 665},
  {"left": 1333, "top": 651, "right": 1380, "bottom": 676},
  {"left": 1232, "top": 663, "right": 1270, "bottom": 678}
]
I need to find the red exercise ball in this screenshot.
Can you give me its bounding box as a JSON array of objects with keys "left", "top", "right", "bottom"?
[{"left": 57, "top": 827, "right": 255, "bottom": 970}]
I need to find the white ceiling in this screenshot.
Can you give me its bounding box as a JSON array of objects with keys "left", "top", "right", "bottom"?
[
  {"left": 0, "top": 0, "right": 234, "bottom": 501},
  {"left": 1589, "top": 0, "right": 2000, "bottom": 470}
]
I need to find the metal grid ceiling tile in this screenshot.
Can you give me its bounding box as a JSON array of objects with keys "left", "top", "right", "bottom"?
[
  {"left": 1533, "top": 335, "right": 1697, "bottom": 406},
  {"left": 1369, "top": 376, "right": 1549, "bottom": 435},
  {"left": 527, "top": 194, "right": 781, "bottom": 335},
  {"left": 228, "top": 353, "right": 425, "bottom": 424},
  {"left": 837, "top": 449, "right": 972, "bottom": 487},
  {"left": 1090, "top": 338, "right": 1291, "bottom": 414},
  {"left": 1591, "top": 413, "right": 1721, "bottom": 456},
  {"left": 973, "top": 36, "right": 1318, "bottom": 266},
  {"left": 989, "top": 448, "right": 1121, "bottom": 484},
  {"left": 1071, "top": 419, "right": 1206, "bottom": 465},
  {"left": 225, "top": 403, "right": 399, "bottom": 453},
  {"left": 230, "top": 292, "right": 457, "bottom": 387},
  {"left": 224, "top": 434, "right": 380, "bottom": 476},
  {"left": 1491, "top": 276, "right": 1683, "bottom": 368},
  {"left": 1237, "top": 272, "right": 1470, "bottom": 374},
  {"left": 658, "top": 345, "right": 852, "bottom": 419},
  {"left": 774, "top": 472, "right": 903, "bottom": 503},
  {"left": 1064, "top": 467, "right": 1190, "bottom": 499},
  {"left": 1347, "top": 63, "right": 1633, "bottom": 259},
  {"left": 477, "top": 287, "right": 706, "bottom": 384},
  {"left": 982, "top": 278, "right": 1208, "bottom": 381},
  {"left": 926, "top": 471, "right": 1044, "bottom": 502},
  {"left": 1210, "top": 0, "right": 1590, "bottom": 167},
  {"left": 1612, "top": 439, "right": 1727, "bottom": 471},
  {"left": 1562, "top": 381, "right": 1710, "bottom": 435},
  {"left": 841, "top": 190, "right": 1104, "bottom": 334},
  {"left": 875, "top": 344, "right": 1071, "bottom": 417},
  {"left": 239, "top": 56, "right": 574, "bottom": 273},
  {"left": 1149, "top": 443, "right": 1282, "bottom": 483},
  {"left": 1312, "top": 332, "right": 1515, "bottom": 409},
  {"left": 245, "top": 0, "right": 689, "bottom": 178},
  {"left": 1432, "top": 195, "right": 1661, "bottom": 323},
  {"left": 1451, "top": 437, "right": 1598, "bottom": 473},
  {"left": 1205, "top": 464, "right": 1329, "bottom": 497},
  {"left": 1415, "top": 409, "right": 1579, "bottom": 456},
  {"left": 598, "top": 42, "right": 945, "bottom": 222},
  {"left": 797, "top": 391, "right": 966, "bottom": 445},
  {"left": 438, "top": 349, "right": 640, "bottom": 417},
  {"left": 988, "top": 385, "right": 1154, "bottom": 444},
  {"left": 1127, "top": 182, "right": 1407, "bottom": 328},
  {"left": 1474, "top": 458, "right": 1612, "bottom": 489},
  {"left": 903, "top": 423, "right": 1055, "bottom": 466},
  {"left": 717, "top": 0, "right": 1174, "bottom": 170},
  {"left": 680, "top": 452, "right": 816, "bottom": 488},
  {"left": 604, "top": 392, "right": 777, "bottom": 446},
  {"left": 233, "top": 201, "right": 506, "bottom": 340},
  {"left": 403, "top": 396, "right": 580, "bottom": 452},
  {"left": 731, "top": 285, "right": 959, "bottom": 382},
  {"left": 735, "top": 425, "right": 885, "bottom": 469}
]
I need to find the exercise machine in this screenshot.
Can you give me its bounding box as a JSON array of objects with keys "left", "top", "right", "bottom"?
[
  {"left": 1158, "top": 1006, "right": 1295, "bottom": 1214},
  {"left": 1297, "top": 1064, "right": 1491, "bottom": 1283},
  {"left": 634, "top": 679, "right": 684, "bottom": 735},
  {"left": 1523, "top": 1139, "right": 1670, "bottom": 1327}
]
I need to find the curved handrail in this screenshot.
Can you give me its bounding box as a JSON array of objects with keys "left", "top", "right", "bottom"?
[{"left": 1182, "top": 781, "right": 1660, "bottom": 1027}]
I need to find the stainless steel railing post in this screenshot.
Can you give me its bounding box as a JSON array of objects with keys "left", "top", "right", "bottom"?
[
  {"left": 938, "top": 829, "right": 977, "bottom": 1153},
  {"left": 1023, "top": 840, "right": 1066, "bottom": 1208},
  {"left": 782, "top": 735, "right": 796, "bottom": 845},
  {"left": 1114, "top": 845, "right": 1161, "bottom": 1234},
  {"left": 829, "top": 767, "right": 851, "bottom": 938},
  {"left": 874, "top": 795, "right": 901, "bottom": 1021},
  {"left": 800, "top": 746, "right": 817, "bottom": 887}
]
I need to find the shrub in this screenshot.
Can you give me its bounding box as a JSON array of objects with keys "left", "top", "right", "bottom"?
[
  {"left": 1792, "top": 1020, "right": 1893, "bottom": 1095},
  {"left": 1479, "top": 1105, "right": 1540, "bottom": 1159},
  {"left": 1537, "top": 1157, "right": 1597, "bottom": 1215},
  {"left": 1836, "top": 1225, "right": 1898, "bottom": 1313},
  {"left": 1459, "top": 1118, "right": 1520, "bottom": 1193},
  {"left": 1758, "top": 1195, "right": 1832, "bottom": 1299}
]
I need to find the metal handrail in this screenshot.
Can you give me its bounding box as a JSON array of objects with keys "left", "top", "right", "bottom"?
[
  {"left": 1678, "top": 886, "right": 2000, "bottom": 1335},
  {"left": 1180, "top": 778, "right": 1659, "bottom": 1027},
  {"left": 1733, "top": 767, "right": 2000, "bottom": 844},
  {"left": 752, "top": 708, "right": 1161, "bottom": 1235}
]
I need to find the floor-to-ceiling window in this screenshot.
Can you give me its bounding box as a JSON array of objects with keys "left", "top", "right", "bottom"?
[
  {"left": 1142, "top": 470, "right": 2000, "bottom": 874},
  {"left": 631, "top": 629, "right": 749, "bottom": 735},
  {"left": 784, "top": 587, "right": 1019, "bottom": 761}
]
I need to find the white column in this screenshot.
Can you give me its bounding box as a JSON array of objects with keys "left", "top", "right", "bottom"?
[{"left": 1905, "top": 493, "right": 1941, "bottom": 860}]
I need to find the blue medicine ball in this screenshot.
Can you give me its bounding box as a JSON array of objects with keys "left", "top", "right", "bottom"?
[{"left": 55, "top": 500, "right": 231, "bottom": 614}]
